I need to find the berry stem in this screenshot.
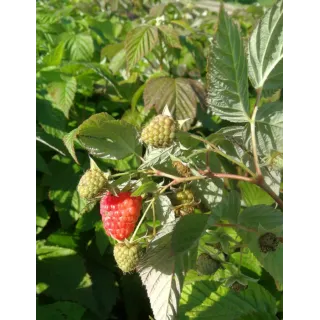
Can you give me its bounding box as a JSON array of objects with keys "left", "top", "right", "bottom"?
[
  {"left": 250, "top": 88, "right": 263, "bottom": 178},
  {"left": 130, "top": 198, "right": 156, "bottom": 242}
]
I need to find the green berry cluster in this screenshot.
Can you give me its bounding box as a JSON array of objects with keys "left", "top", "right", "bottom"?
[
  {"left": 77, "top": 169, "right": 107, "bottom": 200},
  {"left": 196, "top": 253, "right": 220, "bottom": 275},
  {"left": 141, "top": 115, "right": 176, "bottom": 148},
  {"left": 259, "top": 232, "right": 279, "bottom": 253},
  {"left": 175, "top": 189, "right": 195, "bottom": 216},
  {"left": 113, "top": 243, "right": 142, "bottom": 273}
]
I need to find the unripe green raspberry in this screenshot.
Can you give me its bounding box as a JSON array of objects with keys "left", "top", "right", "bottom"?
[
  {"left": 77, "top": 169, "right": 107, "bottom": 200},
  {"left": 176, "top": 189, "right": 194, "bottom": 204},
  {"left": 175, "top": 189, "right": 195, "bottom": 216},
  {"left": 259, "top": 232, "right": 279, "bottom": 253},
  {"left": 196, "top": 253, "right": 220, "bottom": 275},
  {"left": 173, "top": 161, "right": 192, "bottom": 177},
  {"left": 141, "top": 115, "right": 176, "bottom": 148},
  {"left": 113, "top": 243, "right": 142, "bottom": 273}
]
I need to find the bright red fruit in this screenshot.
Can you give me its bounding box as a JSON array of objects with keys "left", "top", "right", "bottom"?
[{"left": 100, "top": 192, "right": 142, "bottom": 241}]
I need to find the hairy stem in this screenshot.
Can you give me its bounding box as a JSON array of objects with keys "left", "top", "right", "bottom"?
[
  {"left": 130, "top": 198, "right": 155, "bottom": 242},
  {"left": 251, "top": 88, "right": 262, "bottom": 177}
]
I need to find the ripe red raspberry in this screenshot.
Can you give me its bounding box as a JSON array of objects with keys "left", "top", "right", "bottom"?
[{"left": 100, "top": 192, "right": 142, "bottom": 241}]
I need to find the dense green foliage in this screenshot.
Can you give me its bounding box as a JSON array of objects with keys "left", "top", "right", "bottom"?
[{"left": 36, "top": 0, "right": 282, "bottom": 319}]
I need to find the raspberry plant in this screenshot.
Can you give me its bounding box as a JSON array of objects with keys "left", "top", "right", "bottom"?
[{"left": 37, "top": 1, "right": 283, "bottom": 319}]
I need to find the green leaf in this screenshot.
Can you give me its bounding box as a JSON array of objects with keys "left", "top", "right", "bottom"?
[
  {"left": 66, "top": 33, "right": 94, "bottom": 62},
  {"left": 244, "top": 102, "right": 283, "bottom": 158},
  {"left": 144, "top": 77, "right": 201, "bottom": 130},
  {"left": 95, "top": 221, "right": 110, "bottom": 256},
  {"left": 36, "top": 150, "right": 51, "bottom": 174},
  {"left": 125, "top": 25, "right": 159, "bottom": 70},
  {"left": 109, "top": 48, "right": 126, "bottom": 74},
  {"left": 63, "top": 128, "right": 79, "bottom": 164},
  {"left": 238, "top": 205, "right": 282, "bottom": 230},
  {"left": 239, "top": 181, "right": 274, "bottom": 206},
  {"left": 36, "top": 96, "right": 67, "bottom": 140},
  {"left": 42, "top": 155, "right": 86, "bottom": 229},
  {"left": 207, "top": 5, "right": 250, "bottom": 123},
  {"left": 37, "top": 301, "right": 85, "bottom": 320},
  {"left": 158, "top": 25, "right": 181, "bottom": 49},
  {"left": 138, "top": 222, "right": 195, "bottom": 320},
  {"left": 172, "top": 214, "right": 209, "bottom": 254},
  {"left": 179, "top": 282, "right": 277, "bottom": 319},
  {"left": 43, "top": 41, "right": 65, "bottom": 67},
  {"left": 248, "top": 0, "right": 283, "bottom": 90},
  {"left": 131, "top": 181, "right": 158, "bottom": 196},
  {"left": 47, "top": 77, "right": 77, "bottom": 118},
  {"left": 36, "top": 204, "right": 50, "bottom": 234},
  {"left": 101, "top": 42, "right": 124, "bottom": 60},
  {"left": 77, "top": 113, "right": 139, "bottom": 160},
  {"left": 230, "top": 249, "right": 262, "bottom": 277}
]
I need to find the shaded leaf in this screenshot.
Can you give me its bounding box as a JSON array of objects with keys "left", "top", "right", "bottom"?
[
  {"left": 42, "top": 155, "right": 86, "bottom": 229},
  {"left": 172, "top": 214, "right": 209, "bottom": 254},
  {"left": 36, "top": 204, "right": 50, "bottom": 234},
  {"left": 37, "top": 301, "right": 85, "bottom": 320}
]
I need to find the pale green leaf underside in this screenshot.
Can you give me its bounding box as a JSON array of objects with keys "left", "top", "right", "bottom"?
[
  {"left": 207, "top": 6, "right": 250, "bottom": 123},
  {"left": 179, "top": 282, "right": 277, "bottom": 319},
  {"left": 138, "top": 222, "right": 186, "bottom": 320},
  {"left": 125, "top": 25, "right": 159, "bottom": 70},
  {"left": 244, "top": 102, "right": 283, "bottom": 157},
  {"left": 248, "top": 0, "right": 283, "bottom": 90}
]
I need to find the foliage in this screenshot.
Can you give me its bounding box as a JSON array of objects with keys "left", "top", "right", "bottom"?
[{"left": 37, "top": 0, "right": 283, "bottom": 319}]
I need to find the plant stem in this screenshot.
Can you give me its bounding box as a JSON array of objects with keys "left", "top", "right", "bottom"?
[
  {"left": 251, "top": 88, "right": 262, "bottom": 177},
  {"left": 202, "top": 170, "right": 255, "bottom": 183},
  {"left": 130, "top": 198, "right": 155, "bottom": 242}
]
